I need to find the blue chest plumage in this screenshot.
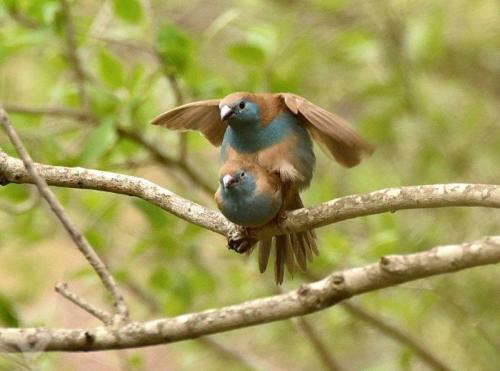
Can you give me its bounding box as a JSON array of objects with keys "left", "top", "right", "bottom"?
[
  {"left": 221, "top": 112, "right": 315, "bottom": 187},
  {"left": 222, "top": 112, "right": 310, "bottom": 153},
  {"left": 218, "top": 180, "right": 280, "bottom": 227}
]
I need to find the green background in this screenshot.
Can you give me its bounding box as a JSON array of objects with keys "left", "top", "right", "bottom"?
[{"left": 0, "top": 0, "right": 499, "bottom": 369}]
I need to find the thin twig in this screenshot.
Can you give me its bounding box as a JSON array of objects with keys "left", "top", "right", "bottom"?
[
  {"left": 196, "top": 337, "right": 269, "bottom": 371},
  {"left": 342, "top": 302, "right": 451, "bottom": 371},
  {"left": 2, "top": 105, "right": 215, "bottom": 195},
  {"left": 55, "top": 283, "right": 112, "bottom": 324},
  {"left": 0, "top": 187, "right": 40, "bottom": 214},
  {"left": 0, "top": 109, "right": 129, "bottom": 321},
  {"left": 116, "top": 126, "right": 215, "bottom": 195},
  {"left": 121, "top": 277, "right": 272, "bottom": 370},
  {"left": 5, "top": 5, "right": 41, "bottom": 29},
  {"left": 0, "top": 235, "right": 498, "bottom": 352},
  {"left": 434, "top": 288, "right": 500, "bottom": 354},
  {"left": 302, "top": 271, "right": 452, "bottom": 371},
  {"left": 2, "top": 105, "right": 92, "bottom": 122},
  {"left": 293, "top": 317, "right": 343, "bottom": 371},
  {"left": 276, "top": 285, "right": 344, "bottom": 370},
  {"left": 59, "top": 0, "right": 88, "bottom": 111}
]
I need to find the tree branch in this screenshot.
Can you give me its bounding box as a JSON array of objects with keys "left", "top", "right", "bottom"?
[
  {"left": 1, "top": 105, "right": 215, "bottom": 195},
  {"left": 0, "top": 109, "right": 129, "bottom": 321},
  {"left": 0, "top": 149, "right": 229, "bottom": 235},
  {"left": 293, "top": 317, "right": 343, "bottom": 371},
  {"left": 59, "top": 0, "right": 88, "bottom": 110},
  {"left": 116, "top": 126, "right": 215, "bottom": 195},
  {"left": 0, "top": 235, "right": 497, "bottom": 352},
  {"left": 1, "top": 105, "right": 92, "bottom": 122},
  {"left": 341, "top": 302, "right": 451, "bottom": 371},
  {"left": 302, "top": 270, "right": 453, "bottom": 370},
  {"left": 1, "top": 149, "right": 498, "bottom": 240},
  {"left": 55, "top": 283, "right": 112, "bottom": 324}
]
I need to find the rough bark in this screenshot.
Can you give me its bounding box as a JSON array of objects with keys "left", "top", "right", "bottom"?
[
  {"left": 0, "top": 235, "right": 498, "bottom": 352},
  {"left": 1, "top": 150, "right": 498, "bottom": 240}
]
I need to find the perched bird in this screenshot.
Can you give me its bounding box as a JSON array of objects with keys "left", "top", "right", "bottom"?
[
  {"left": 215, "top": 159, "right": 315, "bottom": 284},
  {"left": 215, "top": 160, "right": 282, "bottom": 228},
  {"left": 152, "top": 92, "right": 372, "bottom": 282}
]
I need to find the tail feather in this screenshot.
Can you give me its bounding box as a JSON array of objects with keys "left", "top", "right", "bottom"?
[
  {"left": 274, "top": 236, "right": 287, "bottom": 284},
  {"left": 258, "top": 239, "right": 272, "bottom": 273},
  {"left": 306, "top": 229, "right": 319, "bottom": 256},
  {"left": 257, "top": 192, "right": 318, "bottom": 284},
  {"left": 291, "top": 233, "right": 307, "bottom": 271},
  {"left": 283, "top": 234, "right": 295, "bottom": 277}
]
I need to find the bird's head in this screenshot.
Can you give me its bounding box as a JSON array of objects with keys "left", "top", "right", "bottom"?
[
  {"left": 218, "top": 160, "right": 260, "bottom": 195},
  {"left": 219, "top": 92, "right": 259, "bottom": 126},
  {"left": 219, "top": 168, "right": 254, "bottom": 193}
]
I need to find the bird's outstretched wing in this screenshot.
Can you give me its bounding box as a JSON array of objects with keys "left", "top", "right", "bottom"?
[
  {"left": 150, "top": 99, "right": 226, "bottom": 146},
  {"left": 279, "top": 93, "right": 373, "bottom": 167}
]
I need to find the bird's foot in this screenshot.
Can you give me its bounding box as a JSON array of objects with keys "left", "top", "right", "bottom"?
[
  {"left": 227, "top": 225, "right": 257, "bottom": 254},
  {"left": 277, "top": 209, "right": 288, "bottom": 223}
]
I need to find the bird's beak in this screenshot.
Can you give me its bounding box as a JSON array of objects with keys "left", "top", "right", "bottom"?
[
  {"left": 222, "top": 174, "right": 238, "bottom": 188},
  {"left": 220, "top": 105, "right": 234, "bottom": 121}
]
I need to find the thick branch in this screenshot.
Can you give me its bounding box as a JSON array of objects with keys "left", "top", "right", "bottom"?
[
  {"left": 1, "top": 151, "right": 499, "bottom": 239},
  {"left": 0, "top": 236, "right": 498, "bottom": 352},
  {"left": 0, "top": 149, "right": 229, "bottom": 235}
]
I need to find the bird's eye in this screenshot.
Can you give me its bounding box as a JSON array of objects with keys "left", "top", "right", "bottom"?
[
  {"left": 240, "top": 171, "right": 246, "bottom": 177},
  {"left": 239, "top": 101, "right": 245, "bottom": 109}
]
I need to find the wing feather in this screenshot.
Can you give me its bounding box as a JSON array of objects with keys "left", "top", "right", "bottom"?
[
  {"left": 279, "top": 93, "right": 373, "bottom": 167},
  {"left": 150, "top": 99, "right": 226, "bottom": 146}
]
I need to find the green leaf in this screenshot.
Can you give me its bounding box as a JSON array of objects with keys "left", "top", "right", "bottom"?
[
  {"left": 156, "top": 24, "right": 193, "bottom": 74},
  {"left": 87, "top": 85, "right": 120, "bottom": 116},
  {"left": 112, "top": 0, "right": 143, "bottom": 23},
  {"left": 79, "top": 118, "right": 117, "bottom": 164},
  {"left": 0, "top": 295, "right": 19, "bottom": 327},
  {"left": 227, "top": 43, "right": 266, "bottom": 66},
  {"left": 98, "top": 49, "right": 124, "bottom": 88}
]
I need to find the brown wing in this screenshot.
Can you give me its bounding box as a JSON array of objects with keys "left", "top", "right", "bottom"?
[
  {"left": 150, "top": 99, "right": 226, "bottom": 146},
  {"left": 279, "top": 93, "right": 373, "bottom": 167}
]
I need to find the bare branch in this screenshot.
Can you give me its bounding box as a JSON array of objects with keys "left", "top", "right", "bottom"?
[
  {"left": 2, "top": 105, "right": 92, "bottom": 122},
  {"left": 0, "top": 109, "right": 128, "bottom": 321},
  {"left": 196, "top": 337, "right": 271, "bottom": 371},
  {"left": 55, "top": 283, "right": 112, "bottom": 325},
  {"left": 293, "top": 317, "right": 343, "bottom": 371},
  {"left": 122, "top": 277, "right": 272, "bottom": 370},
  {"left": 1, "top": 150, "right": 498, "bottom": 240},
  {"left": 59, "top": 0, "right": 88, "bottom": 110},
  {"left": 116, "top": 126, "right": 215, "bottom": 195},
  {"left": 302, "top": 269, "right": 453, "bottom": 370},
  {"left": 1, "top": 105, "right": 215, "bottom": 195},
  {"left": 0, "top": 235, "right": 497, "bottom": 352},
  {"left": 261, "top": 183, "right": 500, "bottom": 238},
  {"left": 0, "top": 149, "right": 228, "bottom": 234},
  {"left": 342, "top": 302, "right": 451, "bottom": 371}
]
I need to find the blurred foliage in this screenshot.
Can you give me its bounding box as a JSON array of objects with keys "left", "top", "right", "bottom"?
[{"left": 0, "top": 0, "right": 499, "bottom": 370}]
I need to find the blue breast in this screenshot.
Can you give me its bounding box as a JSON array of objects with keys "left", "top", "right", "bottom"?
[
  {"left": 221, "top": 112, "right": 315, "bottom": 187},
  {"left": 221, "top": 112, "right": 303, "bottom": 153},
  {"left": 219, "top": 178, "right": 281, "bottom": 227}
]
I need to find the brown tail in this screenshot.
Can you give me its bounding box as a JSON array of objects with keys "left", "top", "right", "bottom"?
[{"left": 257, "top": 192, "right": 318, "bottom": 284}]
